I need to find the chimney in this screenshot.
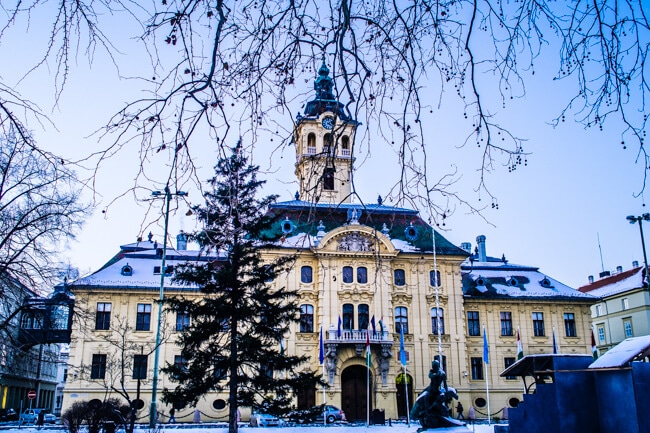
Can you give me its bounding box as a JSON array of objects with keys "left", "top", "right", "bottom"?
[
  {"left": 588, "top": 275, "right": 594, "bottom": 284},
  {"left": 476, "top": 235, "right": 487, "bottom": 262},
  {"left": 176, "top": 231, "right": 187, "bottom": 251},
  {"left": 460, "top": 242, "right": 472, "bottom": 253},
  {"left": 616, "top": 265, "right": 623, "bottom": 273},
  {"left": 633, "top": 260, "right": 639, "bottom": 268}
]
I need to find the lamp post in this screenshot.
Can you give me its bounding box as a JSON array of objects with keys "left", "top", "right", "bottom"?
[
  {"left": 150, "top": 186, "right": 187, "bottom": 428},
  {"left": 626, "top": 213, "right": 650, "bottom": 288}
]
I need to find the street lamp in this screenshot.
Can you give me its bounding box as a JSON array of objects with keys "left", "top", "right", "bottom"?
[
  {"left": 626, "top": 213, "right": 650, "bottom": 288},
  {"left": 150, "top": 186, "right": 187, "bottom": 428}
]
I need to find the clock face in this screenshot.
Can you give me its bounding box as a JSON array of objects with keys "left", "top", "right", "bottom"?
[{"left": 322, "top": 116, "right": 334, "bottom": 130}]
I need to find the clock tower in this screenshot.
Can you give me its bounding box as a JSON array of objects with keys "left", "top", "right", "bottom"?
[{"left": 294, "top": 60, "right": 357, "bottom": 204}]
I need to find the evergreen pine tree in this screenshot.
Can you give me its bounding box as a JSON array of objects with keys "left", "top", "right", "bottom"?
[{"left": 163, "top": 142, "right": 320, "bottom": 433}]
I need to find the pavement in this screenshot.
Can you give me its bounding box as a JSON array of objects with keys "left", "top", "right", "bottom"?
[{"left": 0, "top": 421, "right": 502, "bottom": 433}]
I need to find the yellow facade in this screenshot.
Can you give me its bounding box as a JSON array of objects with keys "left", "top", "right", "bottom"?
[{"left": 62, "top": 64, "right": 596, "bottom": 423}]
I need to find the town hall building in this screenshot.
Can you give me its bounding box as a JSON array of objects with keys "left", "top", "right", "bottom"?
[{"left": 62, "top": 62, "right": 596, "bottom": 423}]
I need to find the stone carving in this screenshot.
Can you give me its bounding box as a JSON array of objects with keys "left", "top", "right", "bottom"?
[
  {"left": 379, "top": 345, "right": 392, "bottom": 385},
  {"left": 325, "top": 344, "right": 338, "bottom": 384},
  {"left": 337, "top": 232, "right": 374, "bottom": 252},
  {"left": 410, "top": 359, "right": 464, "bottom": 430}
]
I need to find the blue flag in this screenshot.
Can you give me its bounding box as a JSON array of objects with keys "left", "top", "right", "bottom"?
[
  {"left": 552, "top": 327, "right": 558, "bottom": 354},
  {"left": 371, "top": 315, "right": 376, "bottom": 335},
  {"left": 399, "top": 324, "right": 407, "bottom": 366},
  {"left": 337, "top": 316, "right": 342, "bottom": 338},
  {"left": 483, "top": 327, "right": 489, "bottom": 364},
  {"left": 319, "top": 327, "right": 324, "bottom": 365}
]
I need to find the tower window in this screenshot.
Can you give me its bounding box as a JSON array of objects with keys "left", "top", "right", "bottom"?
[
  {"left": 342, "top": 136, "right": 350, "bottom": 156},
  {"left": 307, "top": 133, "right": 316, "bottom": 154},
  {"left": 323, "top": 167, "right": 335, "bottom": 190}
]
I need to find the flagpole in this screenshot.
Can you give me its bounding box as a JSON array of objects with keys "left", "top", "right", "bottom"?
[
  {"left": 399, "top": 326, "right": 410, "bottom": 427},
  {"left": 483, "top": 325, "right": 490, "bottom": 426},
  {"left": 366, "top": 329, "right": 371, "bottom": 426},
  {"left": 319, "top": 326, "right": 326, "bottom": 425}
]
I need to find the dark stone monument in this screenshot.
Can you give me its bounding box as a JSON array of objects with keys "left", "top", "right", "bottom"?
[{"left": 410, "top": 359, "right": 465, "bottom": 430}]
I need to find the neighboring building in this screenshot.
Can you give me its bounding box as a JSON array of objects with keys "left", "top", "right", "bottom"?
[
  {"left": 578, "top": 264, "right": 650, "bottom": 354},
  {"left": 460, "top": 238, "right": 597, "bottom": 410},
  {"left": 62, "top": 62, "right": 596, "bottom": 423},
  {"left": 0, "top": 274, "right": 61, "bottom": 414},
  {"left": 54, "top": 347, "right": 69, "bottom": 416}
]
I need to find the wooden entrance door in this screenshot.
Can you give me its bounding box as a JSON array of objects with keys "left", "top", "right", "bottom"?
[
  {"left": 395, "top": 373, "right": 414, "bottom": 418},
  {"left": 341, "top": 365, "right": 372, "bottom": 421}
]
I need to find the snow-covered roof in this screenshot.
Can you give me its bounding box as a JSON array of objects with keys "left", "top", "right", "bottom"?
[
  {"left": 578, "top": 266, "right": 644, "bottom": 298},
  {"left": 589, "top": 335, "right": 650, "bottom": 368},
  {"left": 72, "top": 247, "right": 223, "bottom": 291},
  {"left": 462, "top": 258, "right": 597, "bottom": 301}
]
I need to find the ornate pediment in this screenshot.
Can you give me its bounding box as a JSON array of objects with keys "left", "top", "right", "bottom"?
[{"left": 337, "top": 232, "right": 375, "bottom": 252}]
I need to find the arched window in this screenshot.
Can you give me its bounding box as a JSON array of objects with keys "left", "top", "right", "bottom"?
[
  {"left": 342, "top": 304, "right": 354, "bottom": 330},
  {"left": 300, "top": 305, "right": 314, "bottom": 333},
  {"left": 357, "top": 266, "right": 368, "bottom": 284},
  {"left": 395, "top": 306, "right": 409, "bottom": 334},
  {"left": 307, "top": 133, "right": 316, "bottom": 154},
  {"left": 431, "top": 308, "right": 445, "bottom": 334},
  {"left": 342, "top": 266, "right": 353, "bottom": 283},
  {"left": 301, "top": 266, "right": 313, "bottom": 283},
  {"left": 358, "top": 304, "right": 369, "bottom": 330},
  {"left": 323, "top": 133, "right": 333, "bottom": 154},
  {"left": 430, "top": 270, "right": 441, "bottom": 287},
  {"left": 394, "top": 269, "right": 406, "bottom": 286},
  {"left": 341, "top": 136, "right": 350, "bottom": 156}
]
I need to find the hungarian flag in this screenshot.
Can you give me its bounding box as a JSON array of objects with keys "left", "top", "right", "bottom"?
[
  {"left": 591, "top": 328, "right": 599, "bottom": 360},
  {"left": 366, "top": 329, "right": 372, "bottom": 367},
  {"left": 516, "top": 327, "right": 524, "bottom": 360}
]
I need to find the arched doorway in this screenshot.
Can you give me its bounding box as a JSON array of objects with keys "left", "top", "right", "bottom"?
[
  {"left": 395, "top": 373, "right": 414, "bottom": 418},
  {"left": 341, "top": 365, "right": 372, "bottom": 422}
]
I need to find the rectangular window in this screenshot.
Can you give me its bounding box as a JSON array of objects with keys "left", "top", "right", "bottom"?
[
  {"left": 595, "top": 305, "right": 603, "bottom": 316},
  {"left": 394, "top": 269, "right": 405, "bottom": 286},
  {"left": 342, "top": 304, "right": 354, "bottom": 330},
  {"left": 300, "top": 305, "right": 314, "bottom": 333},
  {"left": 95, "top": 303, "right": 112, "bottom": 330},
  {"left": 133, "top": 355, "right": 148, "bottom": 379},
  {"left": 500, "top": 312, "right": 513, "bottom": 336},
  {"left": 301, "top": 266, "right": 313, "bottom": 283},
  {"left": 564, "top": 313, "right": 577, "bottom": 337},
  {"left": 136, "top": 304, "right": 152, "bottom": 331},
  {"left": 431, "top": 308, "right": 445, "bottom": 335},
  {"left": 597, "top": 326, "right": 605, "bottom": 343},
  {"left": 430, "top": 270, "right": 441, "bottom": 287},
  {"left": 176, "top": 311, "right": 190, "bottom": 331},
  {"left": 622, "top": 298, "right": 629, "bottom": 310},
  {"left": 358, "top": 304, "right": 369, "bottom": 330},
  {"left": 342, "top": 266, "right": 353, "bottom": 284},
  {"left": 504, "top": 357, "right": 516, "bottom": 380},
  {"left": 623, "top": 319, "right": 633, "bottom": 338},
  {"left": 532, "top": 312, "right": 545, "bottom": 337},
  {"left": 91, "top": 354, "right": 107, "bottom": 379},
  {"left": 174, "top": 355, "right": 188, "bottom": 377},
  {"left": 467, "top": 311, "right": 480, "bottom": 336},
  {"left": 470, "top": 357, "right": 483, "bottom": 380},
  {"left": 395, "top": 306, "right": 409, "bottom": 334},
  {"left": 357, "top": 267, "right": 368, "bottom": 284}
]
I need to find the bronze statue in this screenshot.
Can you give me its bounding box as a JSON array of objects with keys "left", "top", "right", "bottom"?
[{"left": 410, "top": 359, "right": 464, "bottom": 430}]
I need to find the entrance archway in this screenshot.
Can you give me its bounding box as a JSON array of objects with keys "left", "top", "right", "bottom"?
[
  {"left": 395, "top": 373, "right": 414, "bottom": 418},
  {"left": 341, "top": 365, "right": 372, "bottom": 421}
]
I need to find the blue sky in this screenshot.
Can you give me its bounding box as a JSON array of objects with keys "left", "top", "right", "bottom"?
[{"left": 1, "top": 5, "right": 647, "bottom": 290}]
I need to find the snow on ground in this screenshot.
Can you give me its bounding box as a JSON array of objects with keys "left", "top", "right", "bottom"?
[{"left": 0, "top": 422, "right": 500, "bottom": 433}]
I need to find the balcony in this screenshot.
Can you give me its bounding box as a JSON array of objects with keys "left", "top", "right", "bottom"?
[{"left": 326, "top": 328, "right": 392, "bottom": 345}]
